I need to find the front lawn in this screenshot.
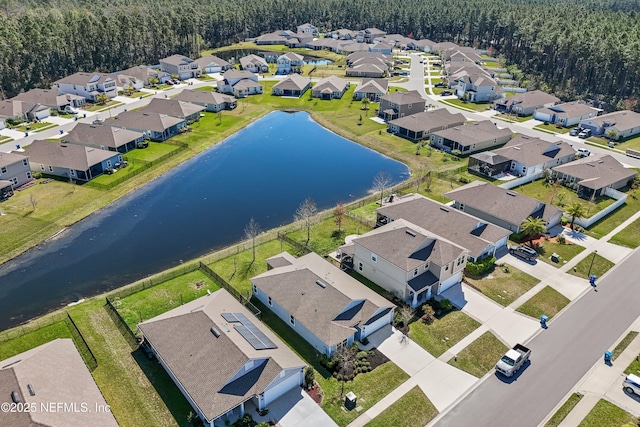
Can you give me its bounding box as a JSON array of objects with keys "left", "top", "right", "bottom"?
[
  {"left": 613, "top": 331, "right": 639, "bottom": 361},
  {"left": 447, "top": 331, "right": 508, "bottom": 377},
  {"left": 464, "top": 263, "right": 540, "bottom": 306},
  {"left": 494, "top": 113, "right": 532, "bottom": 123},
  {"left": 577, "top": 399, "right": 638, "bottom": 427},
  {"left": 83, "top": 100, "right": 124, "bottom": 111},
  {"left": 440, "top": 99, "right": 492, "bottom": 112},
  {"left": 613, "top": 134, "right": 640, "bottom": 152},
  {"left": 609, "top": 217, "right": 640, "bottom": 248},
  {"left": 516, "top": 286, "right": 570, "bottom": 320},
  {"left": 545, "top": 393, "right": 583, "bottom": 427},
  {"left": 534, "top": 123, "right": 571, "bottom": 134},
  {"left": 364, "top": 386, "right": 438, "bottom": 427},
  {"left": 408, "top": 310, "right": 481, "bottom": 357},
  {"left": 567, "top": 252, "right": 614, "bottom": 280},
  {"left": 14, "top": 122, "right": 58, "bottom": 132},
  {"left": 535, "top": 240, "right": 586, "bottom": 267},
  {"left": 514, "top": 178, "right": 615, "bottom": 213}
]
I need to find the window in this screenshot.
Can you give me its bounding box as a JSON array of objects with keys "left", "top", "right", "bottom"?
[
  {"left": 11, "top": 177, "right": 18, "bottom": 185},
  {"left": 358, "top": 262, "right": 363, "bottom": 272},
  {"left": 22, "top": 159, "right": 28, "bottom": 166},
  {"left": 459, "top": 203, "right": 465, "bottom": 211},
  {"left": 40, "top": 164, "right": 45, "bottom": 171},
  {"left": 70, "top": 169, "right": 75, "bottom": 177},
  {"left": 26, "top": 172, "right": 32, "bottom": 179},
  {"left": 371, "top": 253, "right": 377, "bottom": 263},
  {"left": 268, "top": 296, "right": 272, "bottom": 306},
  {"left": 106, "top": 160, "right": 111, "bottom": 168},
  {"left": 290, "top": 315, "right": 295, "bottom": 325},
  {"left": 118, "top": 155, "right": 123, "bottom": 162},
  {"left": 48, "top": 166, "right": 53, "bottom": 172},
  {"left": 0, "top": 167, "right": 6, "bottom": 174},
  {"left": 252, "top": 284, "right": 257, "bottom": 293},
  {"left": 445, "top": 264, "right": 449, "bottom": 271},
  {"left": 522, "top": 167, "right": 527, "bottom": 174}
]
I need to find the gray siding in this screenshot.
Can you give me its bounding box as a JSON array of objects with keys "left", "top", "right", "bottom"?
[{"left": 0, "top": 158, "right": 32, "bottom": 188}]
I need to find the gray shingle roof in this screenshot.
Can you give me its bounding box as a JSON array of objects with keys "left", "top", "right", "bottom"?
[
  {"left": 431, "top": 120, "right": 512, "bottom": 147},
  {"left": 584, "top": 110, "right": 640, "bottom": 133},
  {"left": 380, "top": 90, "right": 424, "bottom": 106},
  {"left": 240, "top": 54, "right": 268, "bottom": 69},
  {"left": 551, "top": 155, "right": 637, "bottom": 190},
  {"left": 160, "top": 54, "right": 195, "bottom": 66},
  {"left": 354, "top": 78, "right": 388, "bottom": 95},
  {"left": 143, "top": 98, "right": 205, "bottom": 118},
  {"left": 493, "top": 90, "right": 559, "bottom": 110},
  {"left": 54, "top": 72, "right": 115, "bottom": 86},
  {"left": 376, "top": 194, "right": 511, "bottom": 258},
  {"left": 388, "top": 109, "right": 465, "bottom": 133},
  {"left": 537, "top": 102, "right": 598, "bottom": 118},
  {"left": 312, "top": 76, "right": 349, "bottom": 94},
  {"left": 20, "top": 140, "right": 117, "bottom": 170},
  {"left": 64, "top": 123, "right": 144, "bottom": 149},
  {"left": 174, "top": 89, "right": 236, "bottom": 106},
  {"left": 223, "top": 70, "right": 257, "bottom": 80},
  {"left": 195, "top": 54, "right": 230, "bottom": 69},
  {"left": 0, "top": 152, "right": 27, "bottom": 168},
  {"left": 272, "top": 74, "right": 309, "bottom": 91},
  {"left": 110, "top": 110, "right": 185, "bottom": 132},
  {"left": 445, "top": 181, "right": 562, "bottom": 227},
  {"left": 484, "top": 134, "right": 576, "bottom": 167},
  {"left": 12, "top": 88, "right": 67, "bottom": 108}
]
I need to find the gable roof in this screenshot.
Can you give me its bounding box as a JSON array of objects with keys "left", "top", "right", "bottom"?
[
  {"left": 376, "top": 194, "right": 512, "bottom": 258},
  {"left": 11, "top": 88, "right": 68, "bottom": 108},
  {"left": 0, "top": 339, "right": 118, "bottom": 427},
  {"left": 494, "top": 90, "right": 559, "bottom": 109},
  {"left": 312, "top": 76, "right": 349, "bottom": 93},
  {"left": 482, "top": 134, "right": 576, "bottom": 167},
  {"left": 110, "top": 111, "right": 185, "bottom": 132},
  {"left": 143, "top": 98, "right": 205, "bottom": 118},
  {"left": 195, "top": 54, "right": 230, "bottom": 69},
  {"left": 63, "top": 123, "right": 144, "bottom": 149},
  {"left": 354, "top": 78, "right": 388, "bottom": 95},
  {"left": 20, "top": 140, "right": 117, "bottom": 170},
  {"left": 278, "top": 52, "right": 304, "bottom": 62},
  {"left": 223, "top": 70, "right": 257, "bottom": 80},
  {"left": 431, "top": 120, "right": 512, "bottom": 146},
  {"left": 120, "top": 65, "right": 168, "bottom": 82},
  {"left": 583, "top": 110, "right": 640, "bottom": 132},
  {"left": 55, "top": 72, "right": 115, "bottom": 86},
  {"left": 239, "top": 54, "right": 268, "bottom": 69},
  {"left": 388, "top": 109, "right": 465, "bottom": 133},
  {"left": 160, "top": 54, "right": 195, "bottom": 66},
  {"left": 445, "top": 181, "right": 562, "bottom": 226},
  {"left": 537, "top": 101, "right": 599, "bottom": 118},
  {"left": 138, "top": 289, "right": 303, "bottom": 423},
  {"left": 251, "top": 252, "right": 393, "bottom": 347},
  {"left": 551, "top": 155, "right": 637, "bottom": 190},
  {"left": 0, "top": 99, "right": 47, "bottom": 119},
  {"left": 381, "top": 90, "right": 424, "bottom": 106},
  {"left": 272, "top": 74, "right": 309, "bottom": 91},
  {"left": 174, "top": 89, "right": 236, "bottom": 105},
  {"left": 0, "top": 151, "right": 28, "bottom": 168}
]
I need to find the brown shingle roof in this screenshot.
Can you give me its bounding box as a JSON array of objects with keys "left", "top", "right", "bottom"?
[
  {"left": 487, "top": 134, "right": 576, "bottom": 167},
  {"left": 20, "top": 140, "right": 117, "bottom": 170},
  {"left": 388, "top": 109, "right": 465, "bottom": 133},
  {"left": 143, "top": 98, "right": 205, "bottom": 118},
  {"left": 552, "top": 155, "right": 637, "bottom": 190},
  {"left": 54, "top": 72, "right": 115, "bottom": 86},
  {"left": 312, "top": 76, "right": 349, "bottom": 94},
  {"left": 64, "top": 123, "right": 144, "bottom": 149},
  {"left": 537, "top": 102, "right": 598, "bottom": 118},
  {"left": 174, "top": 89, "right": 236, "bottom": 106},
  {"left": 494, "top": 90, "right": 559, "bottom": 110},
  {"left": 195, "top": 54, "right": 231, "bottom": 69},
  {"left": 272, "top": 74, "right": 309, "bottom": 91},
  {"left": 380, "top": 90, "right": 424, "bottom": 106},
  {"left": 431, "top": 120, "right": 512, "bottom": 147},
  {"left": 110, "top": 110, "right": 185, "bottom": 132},
  {"left": 239, "top": 54, "right": 268, "bottom": 69},
  {"left": 160, "top": 54, "right": 195, "bottom": 66},
  {"left": 354, "top": 78, "right": 388, "bottom": 95},
  {"left": 0, "top": 152, "right": 27, "bottom": 168},
  {"left": 585, "top": 110, "right": 640, "bottom": 133}
]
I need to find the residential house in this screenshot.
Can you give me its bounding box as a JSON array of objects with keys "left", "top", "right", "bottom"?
[
  {"left": 311, "top": 76, "right": 350, "bottom": 99},
  {"left": 345, "top": 52, "right": 391, "bottom": 77},
  {"left": 468, "top": 135, "right": 576, "bottom": 178},
  {"left": 297, "top": 23, "right": 318, "bottom": 36},
  {"left": 338, "top": 43, "right": 370, "bottom": 54},
  {"left": 451, "top": 72, "right": 499, "bottom": 103},
  {"left": 276, "top": 52, "right": 304, "bottom": 74},
  {"left": 251, "top": 252, "right": 394, "bottom": 356},
  {"left": 12, "top": 88, "right": 86, "bottom": 110},
  {"left": 551, "top": 155, "right": 637, "bottom": 199},
  {"left": 271, "top": 74, "right": 310, "bottom": 97},
  {"left": 369, "top": 43, "right": 392, "bottom": 55},
  {"left": 195, "top": 54, "right": 232, "bottom": 74},
  {"left": 377, "top": 90, "right": 425, "bottom": 121},
  {"left": 120, "top": 65, "right": 171, "bottom": 86},
  {"left": 54, "top": 72, "right": 118, "bottom": 101},
  {"left": 217, "top": 70, "right": 262, "bottom": 97},
  {"left": 340, "top": 218, "right": 468, "bottom": 307},
  {"left": 387, "top": 109, "right": 466, "bottom": 142},
  {"left": 174, "top": 89, "right": 237, "bottom": 112},
  {"left": 0, "top": 99, "right": 50, "bottom": 123},
  {"left": 143, "top": 98, "right": 205, "bottom": 124},
  {"left": 110, "top": 73, "right": 144, "bottom": 92},
  {"left": 109, "top": 111, "right": 186, "bottom": 141},
  {"left": 361, "top": 28, "right": 387, "bottom": 43},
  {"left": 0, "top": 152, "right": 32, "bottom": 188},
  {"left": 373, "top": 34, "right": 413, "bottom": 49},
  {"left": 0, "top": 180, "right": 14, "bottom": 199},
  {"left": 443, "top": 47, "right": 482, "bottom": 64},
  {"left": 406, "top": 39, "right": 437, "bottom": 53},
  {"left": 159, "top": 54, "right": 201, "bottom": 80},
  {"left": 445, "top": 181, "right": 563, "bottom": 233},
  {"left": 255, "top": 30, "right": 296, "bottom": 45},
  {"left": 372, "top": 193, "right": 512, "bottom": 262},
  {"left": 578, "top": 110, "right": 640, "bottom": 141},
  {"left": 430, "top": 120, "right": 513, "bottom": 154},
  {"left": 0, "top": 339, "right": 119, "bottom": 427},
  {"left": 239, "top": 54, "right": 269, "bottom": 73},
  {"left": 19, "top": 140, "right": 123, "bottom": 181},
  {"left": 63, "top": 123, "right": 145, "bottom": 153},
  {"left": 138, "top": 289, "right": 305, "bottom": 427},
  {"left": 353, "top": 78, "right": 388, "bottom": 101},
  {"left": 533, "top": 101, "right": 600, "bottom": 127},
  {"left": 493, "top": 90, "right": 560, "bottom": 116},
  {"left": 329, "top": 29, "right": 358, "bottom": 40}
]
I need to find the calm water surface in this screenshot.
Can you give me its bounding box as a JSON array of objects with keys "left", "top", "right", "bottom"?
[{"left": 0, "top": 111, "right": 408, "bottom": 330}]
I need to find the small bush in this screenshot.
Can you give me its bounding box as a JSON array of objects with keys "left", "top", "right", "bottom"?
[
  {"left": 304, "top": 366, "right": 315, "bottom": 389},
  {"left": 438, "top": 298, "right": 453, "bottom": 312},
  {"left": 356, "top": 351, "right": 369, "bottom": 360},
  {"left": 465, "top": 256, "right": 496, "bottom": 276},
  {"left": 556, "top": 234, "right": 566, "bottom": 244}
]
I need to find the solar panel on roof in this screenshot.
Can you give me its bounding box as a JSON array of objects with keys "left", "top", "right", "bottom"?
[
  {"left": 89, "top": 74, "right": 101, "bottom": 83},
  {"left": 234, "top": 320, "right": 277, "bottom": 350},
  {"left": 221, "top": 312, "right": 241, "bottom": 323}
]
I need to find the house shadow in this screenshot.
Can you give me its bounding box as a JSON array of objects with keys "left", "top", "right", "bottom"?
[
  {"left": 440, "top": 282, "right": 467, "bottom": 310},
  {"left": 495, "top": 359, "right": 531, "bottom": 384},
  {"left": 131, "top": 348, "right": 193, "bottom": 427}
]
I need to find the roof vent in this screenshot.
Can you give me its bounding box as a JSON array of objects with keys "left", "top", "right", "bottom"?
[
  {"left": 506, "top": 191, "right": 517, "bottom": 197},
  {"left": 316, "top": 280, "right": 327, "bottom": 289},
  {"left": 210, "top": 327, "right": 221, "bottom": 338},
  {"left": 440, "top": 207, "right": 449, "bottom": 212},
  {"left": 27, "top": 384, "right": 35, "bottom": 396},
  {"left": 406, "top": 230, "right": 416, "bottom": 237},
  {"left": 11, "top": 391, "right": 20, "bottom": 403}
]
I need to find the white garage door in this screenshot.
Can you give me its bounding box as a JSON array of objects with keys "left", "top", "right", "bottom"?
[
  {"left": 362, "top": 310, "right": 392, "bottom": 339},
  {"left": 439, "top": 272, "right": 462, "bottom": 293},
  {"left": 496, "top": 236, "right": 509, "bottom": 250},
  {"left": 263, "top": 370, "right": 301, "bottom": 406}
]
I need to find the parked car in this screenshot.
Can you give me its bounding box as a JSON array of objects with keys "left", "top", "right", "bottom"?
[
  {"left": 166, "top": 80, "right": 174, "bottom": 85},
  {"left": 64, "top": 106, "right": 78, "bottom": 114},
  {"left": 440, "top": 90, "right": 452, "bottom": 96},
  {"left": 623, "top": 374, "right": 640, "bottom": 395},
  {"left": 578, "top": 129, "right": 592, "bottom": 139},
  {"left": 509, "top": 245, "right": 537, "bottom": 261},
  {"left": 495, "top": 343, "right": 531, "bottom": 377},
  {"left": 569, "top": 127, "right": 582, "bottom": 136},
  {"left": 92, "top": 118, "right": 105, "bottom": 124},
  {"left": 577, "top": 148, "right": 591, "bottom": 157},
  {"left": 434, "top": 82, "right": 446, "bottom": 88}
]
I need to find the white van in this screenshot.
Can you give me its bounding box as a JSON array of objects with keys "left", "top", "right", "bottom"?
[{"left": 623, "top": 373, "right": 640, "bottom": 395}]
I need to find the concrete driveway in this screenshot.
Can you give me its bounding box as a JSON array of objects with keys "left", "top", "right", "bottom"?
[{"left": 251, "top": 387, "right": 337, "bottom": 427}]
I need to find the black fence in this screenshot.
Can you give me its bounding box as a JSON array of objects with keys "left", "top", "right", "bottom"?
[
  {"left": 276, "top": 232, "right": 311, "bottom": 256},
  {"left": 104, "top": 297, "right": 139, "bottom": 350},
  {"left": 65, "top": 313, "right": 98, "bottom": 371},
  {"left": 198, "top": 262, "right": 261, "bottom": 319},
  {"left": 107, "top": 263, "right": 200, "bottom": 301}
]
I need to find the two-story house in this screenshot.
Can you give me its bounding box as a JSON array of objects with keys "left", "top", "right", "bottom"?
[
  {"left": 276, "top": 52, "right": 304, "bottom": 75},
  {"left": 451, "top": 73, "right": 499, "bottom": 103},
  {"left": 0, "top": 152, "right": 32, "bottom": 190},
  {"left": 430, "top": 120, "right": 513, "bottom": 154},
  {"left": 217, "top": 70, "right": 263, "bottom": 98},
  {"left": 239, "top": 54, "right": 269, "bottom": 73},
  {"left": 251, "top": 252, "right": 394, "bottom": 356},
  {"left": 296, "top": 23, "right": 318, "bottom": 36},
  {"left": 377, "top": 90, "right": 425, "bottom": 121},
  {"left": 159, "top": 54, "right": 201, "bottom": 80},
  {"left": 54, "top": 72, "right": 118, "bottom": 102}
]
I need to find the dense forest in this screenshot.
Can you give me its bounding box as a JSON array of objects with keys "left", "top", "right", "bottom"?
[{"left": 1, "top": 0, "right": 639, "bottom": 110}]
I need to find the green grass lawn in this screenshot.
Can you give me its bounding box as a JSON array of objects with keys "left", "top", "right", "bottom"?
[
  {"left": 409, "top": 311, "right": 481, "bottom": 357},
  {"left": 586, "top": 186, "right": 640, "bottom": 239},
  {"left": 286, "top": 215, "right": 373, "bottom": 256},
  {"left": 567, "top": 252, "right": 614, "bottom": 280},
  {"left": 545, "top": 393, "right": 583, "bottom": 427},
  {"left": 125, "top": 142, "right": 181, "bottom": 162},
  {"left": 535, "top": 240, "right": 586, "bottom": 267},
  {"left": 516, "top": 286, "right": 570, "bottom": 320},
  {"left": 114, "top": 270, "right": 220, "bottom": 332},
  {"left": 613, "top": 331, "right": 639, "bottom": 361},
  {"left": 364, "top": 386, "right": 438, "bottom": 427},
  {"left": 514, "top": 178, "right": 615, "bottom": 214},
  {"left": 0, "top": 135, "right": 14, "bottom": 143},
  {"left": 0, "top": 320, "right": 72, "bottom": 360},
  {"left": 448, "top": 331, "right": 508, "bottom": 377},
  {"left": 123, "top": 90, "right": 153, "bottom": 98},
  {"left": 534, "top": 123, "right": 571, "bottom": 134},
  {"left": 440, "top": 99, "right": 492, "bottom": 112},
  {"left": 89, "top": 161, "right": 148, "bottom": 186},
  {"left": 464, "top": 263, "right": 540, "bottom": 306},
  {"left": 195, "top": 85, "right": 216, "bottom": 92},
  {"left": 613, "top": 134, "right": 640, "bottom": 152},
  {"left": 577, "top": 399, "right": 638, "bottom": 427},
  {"left": 14, "top": 121, "right": 58, "bottom": 132},
  {"left": 83, "top": 100, "right": 124, "bottom": 111},
  {"left": 494, "top": 113, "right": 532, "bottom": 123},
  {"left": 609, "top": 217, "right": 640, "bottom": 248}
]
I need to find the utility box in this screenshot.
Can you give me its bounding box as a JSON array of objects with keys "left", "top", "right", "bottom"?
[{"left": 345, "top": 392, "right": 357, "bottom": 410}]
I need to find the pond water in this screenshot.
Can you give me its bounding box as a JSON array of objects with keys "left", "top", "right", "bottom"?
[
  {"left": 216, "top": 49, "right": 333, "bottom": 66},
  {"left": 0, "top": 111, "right": 408, "bottom": 330}
]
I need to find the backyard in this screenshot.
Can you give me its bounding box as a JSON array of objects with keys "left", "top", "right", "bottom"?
[
  {"left": 464, "top": 263, "right": 540, "bottom": 306},
  {"left": 514, "top": 178, "right": 616, "bottom": 214}
]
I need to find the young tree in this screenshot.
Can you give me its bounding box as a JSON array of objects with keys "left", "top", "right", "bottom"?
[
  {"left": 372, "top": 171, "right": 392, "bottom": 206},
  {"left": 333, "top": 203, "right": 346, "bottom": 232},
  {"left": 397, "top": 305, "right": 415, "bottom": 334},
  {"left": 566, "top": 203, "right": 587, "bottom": 230},
  {"left": 334, "top": 345, "right": 358, "bottom": 393},
  {"left": 520, "top": 216, "right": 546, "bottom": 246},
  {"left": 148, "top": 76, "right": 159, "bottom": 87},
  {"left": 29, "top": 193, "right": 37, "bottom": 211},
  {"left": 244, "top": 217, "right": 261, "bottom": 263},
  {"left": 294, "top": 197, "right": 317, "bottom": 244},
  {"left": 95, "top": 93, "right": 109, "bottom": 105}
]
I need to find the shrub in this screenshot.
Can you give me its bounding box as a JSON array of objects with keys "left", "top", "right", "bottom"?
[
  {"left": 556, "top": 234, "right": 566, "bottom": 244},
  {"left": 421, "top": 304, "right": 436, "bottom": 324},
  {"left": 320, "top": 354, "right": 338, "bottom": 370},
  {"left": 304, "top": 366, "right": 315, "bottom": 389},
  {"left": 438, "top": 298, "right": 453, "bottom": 312},
  {"left": 458, "top": 176, "right": 470, "bottom": 184},
  {"left": 356, "top": 351, "right": 369, "bottom": 360},
  {"left": 465, "top": 256, "right": 496, "bottom": 276}
]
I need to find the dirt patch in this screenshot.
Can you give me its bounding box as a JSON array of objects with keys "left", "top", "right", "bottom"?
[
  {"left": 305, "top": 382, "right": 324, "bottom": 405},
  {"left": 367, "top": 348, "right": 390, "bottom": 371},
  {"left": 190, "top": 280, "right": 206, "bottom": 290}
]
